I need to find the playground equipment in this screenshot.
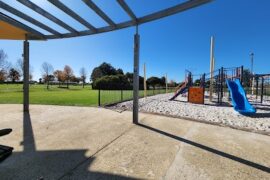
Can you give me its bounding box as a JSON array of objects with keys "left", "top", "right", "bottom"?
[
  {"left": 170, "top": 66, "right": 258, "bottom": 114},
  {"left": 254, "top": 74, "right": 270, "bottom": 103},
  {"left": 226, "top": 79, "right": 256, "bottom": 115}
]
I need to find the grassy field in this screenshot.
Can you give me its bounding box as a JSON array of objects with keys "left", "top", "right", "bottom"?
[{"left": 0, "top": 84, "right": 174, "bottom": 106}]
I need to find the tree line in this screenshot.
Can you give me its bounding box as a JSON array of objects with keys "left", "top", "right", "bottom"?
[
  {"left": 91, "top": 62, "right": 177, "bottom": 90},
  {"left": 0, "top": 49, "right": 33, "bottom": 83},
  {"left": 1, "top": 49, "right": 178, "bottom": 90}
]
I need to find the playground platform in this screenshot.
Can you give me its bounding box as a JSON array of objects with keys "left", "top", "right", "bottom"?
[{"left": 0, "top": 104, "right": 269, "bottom": 179}]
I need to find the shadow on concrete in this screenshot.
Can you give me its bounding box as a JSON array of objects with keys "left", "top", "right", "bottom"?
[
  {"left": 137, "top": 123, "right": 270, "bottom": 174},
  {"left": 0, "top": 111, "right": 138, "bottom": 180}
]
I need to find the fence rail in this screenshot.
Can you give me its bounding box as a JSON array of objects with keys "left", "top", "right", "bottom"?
[{"left": 98, "top": 87, "right": 175, "bottom": 106}]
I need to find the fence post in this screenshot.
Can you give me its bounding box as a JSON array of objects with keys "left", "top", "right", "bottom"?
[
  {"left": 221, "top": 67, "right": 224, "bottom": 104},
  {"left": 255, "top": 76, "right": 259, "bottom": 100},
  {"left": 98, "top": 88, "right": 101, "bottom": 106},
  {"left": 261, "top": 77, "right": 264, "bottom": 103},
  {"left": 121, "top": 89, "right": 123, "bottom": 102}
]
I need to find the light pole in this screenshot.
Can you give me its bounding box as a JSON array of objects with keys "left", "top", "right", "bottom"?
[{"left": 250, "top": 52, "right": 254, "bottom": 95}]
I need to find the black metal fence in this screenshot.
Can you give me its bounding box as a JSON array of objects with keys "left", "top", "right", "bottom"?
[{"left": 98, "top": 87, "right": 175, "bottom": 106}]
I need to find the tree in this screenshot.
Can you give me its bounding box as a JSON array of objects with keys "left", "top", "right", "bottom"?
[
  {"left": 16, "top": 58, "right": 34, "bottom": 81},
  {"left": 147, "top": 76, "right": 163, "bottom": 89},
  {"left": 8, "top": 68, "right": 20, "bottom": 83},
  {"left": 80, "top": 67, "right": 87, "bottom": 88},
  {"left": 0, "top": 49, "right": 9, "bottom": 82},
  {"left": 54, "top": 70, "right": 65, "bottom": 87},
  {"left": 91, "top": 62, "right": 118, "bottom": 82},
  {"left": 16, "top": 58, "right": 23, "bottom": 77},
  {"left": 116, "top": 68, "right": 124, "bottom": 75},
  {"left": 63, "top": 65, "right": 73, "bottom": 88},
  {"left": 93, "top": 74, "right": 129, "bottom": 90},
  {"left": 41, "top": 62, "right": 54, "bottom": 89},
  {"left": 242, "top": 69, "right": 252, "bottom": 87}
]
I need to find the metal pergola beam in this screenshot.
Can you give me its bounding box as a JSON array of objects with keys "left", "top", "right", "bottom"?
[
  {"left": 82, "top": 0, "right": 116, "bottom": 27},
  {"left": 137, "top": 0, "right": 212, "bottom": 24},
  {"left": 48, "top": 0, "right": 97, "bottom": 33},
  {"left": 0, "top": 12, "right": 45, "bottom": 39},
  {"left": 44, "top": 0, "right": 212, "bottom": 39},
  {"left": 117, "top": 0, "right": 137, "bottom": 21},
  {"left": 0, "top": 1, "right": 61, "bottom": 36},
  {"left": 17, "top": 0, "right": 78, "bottom": 34}
]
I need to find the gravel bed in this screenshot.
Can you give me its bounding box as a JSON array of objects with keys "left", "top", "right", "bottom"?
[{"left": 110, "top": 93, "right": 270, "bottom": 135}]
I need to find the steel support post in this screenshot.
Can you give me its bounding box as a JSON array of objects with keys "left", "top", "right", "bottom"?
[
  {"left": 133, "top": 26, "right": 140, "bottom": 124},
  {"left": 23, "top": 39, "right": 30, "bottom": 112}
]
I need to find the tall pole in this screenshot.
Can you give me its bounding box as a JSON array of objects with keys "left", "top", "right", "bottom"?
[
  {"left": 133, "top": 26, "right": 140, "bottom": 124},
  {"left": 250, "top": 52, "right": 254, "bottom": 95},
  {"left": 23, "top": 37, "right": 30, "bottom": 112},
  {"left": 144, "top": 63, "right": 147, "bottom": 98},
  {"left": 209, "top": 36, "right": 215, "bottom": 101},
  {"left": 165, "top": 73, "right": 168, "bottom": 93}
]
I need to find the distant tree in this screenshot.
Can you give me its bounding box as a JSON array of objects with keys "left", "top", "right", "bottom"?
[
  {"left": 242, "top": 69, "right": 252, "bottom": 87},
  {"left": 8, "top": 68, "right": 20, "bottom": 82},
  {"left": 39, "top": 78, "right": 42, "bottom": 84},
  {"left": 93, "top": 74, "right": 129, "bottom": 90},
  {"left": 0, "top": 50, "right": 9, "bottom": 82},
  {"left": 16, "top": 58, "right": 23, "bottom": 77},
  {"left": 124, "top": 72, "right": 144, "bottom": 89},
  {"left": 147, "top": 76, "right": 163, "bottom": 89},
  {"left": 160, "top": 76, "right": 166, "bottom": 86},
  {"left": 168, "top": 80, "right": 177, "bottom": 87},
  {"left": 63, "top": 65, "right": 73, "bottom": 88},
  {"left": 80, "top": 67, "right": 87, "bottom": 88},
  {"left": 194, "top": 79, "right": 201, "bottom": 86},
  {"left": 54, "top": 70, "right": 65, "bottom": 87},
  {"left": 16, "top": 58, "right": 34, "bottom": 81},
  {"left": 116, "top": 68, "right": 124, "bottom": 75},
  {"left": 41, "top": 62, "right": 54, "bottom": 89},
  {"left": 91, "top": 62, "right": 118, "bottom": 82}
]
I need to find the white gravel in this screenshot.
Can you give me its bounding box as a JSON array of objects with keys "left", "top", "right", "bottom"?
[{"left": 110, "top": 93, "right": 270, "bottom": 134}]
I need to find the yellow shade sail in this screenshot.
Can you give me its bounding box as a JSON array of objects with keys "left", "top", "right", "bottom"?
[{"left": 0, "top": 20, "right": 28, "bottom": 40}]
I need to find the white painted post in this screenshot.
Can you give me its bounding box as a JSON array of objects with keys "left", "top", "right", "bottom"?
[
  {"left": 209, "top": 36, "right": 215, "bottom": 102},
  {"left": 165, "top": 73, "right": 168, "bottom": 93}
]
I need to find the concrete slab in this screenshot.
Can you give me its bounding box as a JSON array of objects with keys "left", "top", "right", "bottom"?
[{"left": 0, "top": 105, "right": 269, "bottom": 179}]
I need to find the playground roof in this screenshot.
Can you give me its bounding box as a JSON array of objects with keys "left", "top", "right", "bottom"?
[{"left": 0, "top": 0, "right": 212, "bottom": 40}]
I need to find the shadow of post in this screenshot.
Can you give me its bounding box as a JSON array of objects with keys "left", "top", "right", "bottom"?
[
  {"left": 22, "top": 112, "right": 36, "bottom": 152},
  {"left": 1, "top": 111, "right": 138, "bottom": 179},
  {"left": 137, "top": 123, "right": 270, "bottom": 173}
]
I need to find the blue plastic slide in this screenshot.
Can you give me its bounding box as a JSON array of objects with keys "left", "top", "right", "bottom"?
[{"left": 226, "top": 79, "right": 256, "bottom": 115}]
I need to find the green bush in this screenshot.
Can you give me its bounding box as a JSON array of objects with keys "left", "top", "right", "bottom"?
[{"left": 93, "top": 75, "right": 131, "bottom": 90}]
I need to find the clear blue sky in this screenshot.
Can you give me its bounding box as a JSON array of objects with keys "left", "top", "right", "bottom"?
[{"left": 1, "top": 0, "right": 270, "bottom": 82}]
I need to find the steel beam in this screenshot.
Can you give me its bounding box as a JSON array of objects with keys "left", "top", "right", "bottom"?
[
  {"left": 1, "top": 0, "right": 212, "bottom": 40},
  {"left": 133, "top": 26, "right": 140, "bottom": 124},
  {"left": 48, "top": 0, "right": 97, "bottom": 32},
  {"left": 82, "top": 0, "right": 116, "bottom": 27},
  {"left": 23, "top": 39, "right": 29, "bottom": 112},
  {"left": 0, "top": 1, "right": 61, "bottom": 36},
  {"left": 17, "top": 0, "right": 78, "bottom": 33},
  {"left": 117, "top": 0, "right": 137, "bottom": 21},
  {"left": 0, "top": 12, "right": 45, "bottom": 39},
  {"left": 137, "top": 0, "right": 212, "bottom": 24}
]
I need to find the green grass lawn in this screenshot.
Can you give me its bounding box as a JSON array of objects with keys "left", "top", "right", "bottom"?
[
  {"left": 0, "top": 84, "right": 174, "bottom": 106},
  {"left": 0, "top": 84, "right": 99, "bottom": 106}
]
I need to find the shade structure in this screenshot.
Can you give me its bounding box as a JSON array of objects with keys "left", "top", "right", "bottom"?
[
  {"left": 0, "top": 0, "right": 213, "bottom": 123},
  {"left": 0, "top": 0, "right": 212, "bottom": 40},
  {"left": 0, "top": 20, "right": 28, "bottom": 40}
]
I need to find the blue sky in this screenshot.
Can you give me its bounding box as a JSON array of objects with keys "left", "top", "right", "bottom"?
[{"left": 0, "top": 0, "right": 270, "bottom": 82}]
